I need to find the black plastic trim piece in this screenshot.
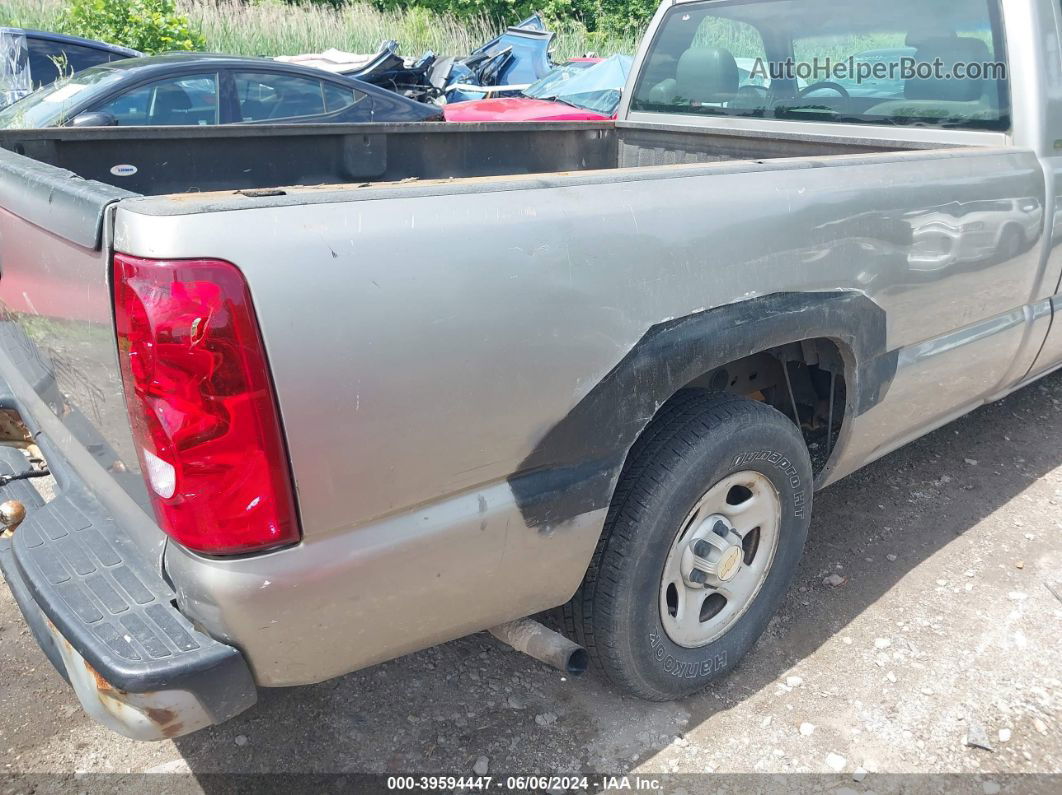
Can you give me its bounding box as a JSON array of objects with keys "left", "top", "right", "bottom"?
[
  {"left": 508, "top": 291, "right": 897, "bottom": 531},
  {"left": 0, "top": 147, "right": 136, "bottom": 249}
]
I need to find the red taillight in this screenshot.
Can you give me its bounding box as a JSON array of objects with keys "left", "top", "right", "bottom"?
[{"left": 112, "top": 254, "right": 300, "bottom": 555}]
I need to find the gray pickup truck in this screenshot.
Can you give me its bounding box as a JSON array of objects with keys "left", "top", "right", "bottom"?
[{"left": 0, "top": 0, "right": 1059, "bottom": 740}]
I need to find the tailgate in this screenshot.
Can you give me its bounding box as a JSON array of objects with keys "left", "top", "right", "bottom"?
[
  {"left": 0, "top": 146, "right": 155, "bottom": 527},
  {"left": 0, "top": 147, "right": 257, "bottom": 738}
]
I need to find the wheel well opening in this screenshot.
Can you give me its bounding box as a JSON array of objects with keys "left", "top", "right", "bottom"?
[{"left": 683, "top": 339, "right": 849, "bottom": 476}]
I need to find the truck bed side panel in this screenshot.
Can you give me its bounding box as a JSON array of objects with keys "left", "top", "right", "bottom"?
[{"left": 114, "top": 146, "right": 1046, "bottom": 685}]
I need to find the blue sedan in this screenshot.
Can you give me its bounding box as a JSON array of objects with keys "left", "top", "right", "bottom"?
[{"left": 0, "top": 53, "right": 443, "bottom": 128}]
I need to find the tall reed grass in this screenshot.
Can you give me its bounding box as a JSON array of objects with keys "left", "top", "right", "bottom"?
[{"left": 0, "top": 0, "right": 640, "bottom": 60}]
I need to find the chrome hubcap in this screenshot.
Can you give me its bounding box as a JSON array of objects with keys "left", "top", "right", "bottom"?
[{"left": 660, "top": 471, "right": 781, "bottom": 648}]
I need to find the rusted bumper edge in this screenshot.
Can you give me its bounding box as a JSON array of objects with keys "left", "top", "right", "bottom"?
[{"left": 0, "top": 446, "right": 257, "bottom": 740}]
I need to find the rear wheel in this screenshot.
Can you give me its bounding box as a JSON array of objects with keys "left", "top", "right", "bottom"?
[
  {"left": 568, "top": 391, "right": 813, "bottom": 700},
  {"left": 999, "top": 225, "right": 1024, "bottom": 261}
]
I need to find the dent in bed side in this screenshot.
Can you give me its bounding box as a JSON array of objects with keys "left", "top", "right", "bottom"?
[{"left": 507, "top": 291, "right": 896, "bottom": 531}]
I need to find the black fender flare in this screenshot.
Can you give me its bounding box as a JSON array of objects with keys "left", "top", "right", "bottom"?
[{"left": 507, "top": 291, "right": 898, "bottom": 531}]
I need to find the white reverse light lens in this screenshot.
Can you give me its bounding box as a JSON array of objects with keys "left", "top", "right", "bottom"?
[{"left": 143, "top": 448, "right": 176, "bottom": 499}]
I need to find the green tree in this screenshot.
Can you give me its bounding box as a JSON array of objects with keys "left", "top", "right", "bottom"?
[
  {"left": 596, "top": 0, "right": 657, "bottom": 34},
  {"left": 369, "top": 0, "right": 657, "bottom": 33},
  {"left": 61, "top": 0, "right": 205, "bottom": 54}
]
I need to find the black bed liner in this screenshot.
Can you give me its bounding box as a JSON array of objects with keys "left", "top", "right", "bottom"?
[
  {"left": 0, "top": 120, "right": 926, "bottom": 200},
  {"left": 0, "top": 122, "right": 618, "bottom": 197}
]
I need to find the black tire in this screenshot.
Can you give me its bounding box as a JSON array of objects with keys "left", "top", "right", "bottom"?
[
  {"left": 565, "top": 391, "right": 813, "bottom": 700},
  {"left": 999, "top": 225, "right": 1024, "bottom": 261}
]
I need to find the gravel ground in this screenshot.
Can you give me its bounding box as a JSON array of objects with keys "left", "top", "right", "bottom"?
[{"left": 1, "top": 372, "right": 1061, "bottom": 791}]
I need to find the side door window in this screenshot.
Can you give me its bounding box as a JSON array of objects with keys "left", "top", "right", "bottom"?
[
  {"left": 27, "top": 39, "right": 120, "bottom": 87},
  {"left": 234, "top": 72, "right": 347, "bottom": 122},
  {"left": 322, "top": 80, "right": 367, "bottom": 115},
  {"left": 91, "top": 74, "right": 219, "bottom": 126}
]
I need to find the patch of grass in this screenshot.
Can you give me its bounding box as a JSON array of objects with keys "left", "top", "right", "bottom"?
[
  {"left": 190, "top": 0, "right": 500, "bottom": 58},
  {"left": 0, "top": 0, "right": 64, "bottom": 29},
  {"left": 0, "top": 0, "right": 641, "bottom": 60}
]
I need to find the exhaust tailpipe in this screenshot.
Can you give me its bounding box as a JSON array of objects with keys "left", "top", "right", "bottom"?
[{"left": 488, "top": 618, "right": 589, "bottom": 676}]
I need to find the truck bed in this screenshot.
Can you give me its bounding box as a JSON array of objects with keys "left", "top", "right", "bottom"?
[
  {"left": 0, "top": 117, "right": 1029, "bottom": 703},
  {"left": 0, "top": 121, "right": 928, "bottom": 197}
]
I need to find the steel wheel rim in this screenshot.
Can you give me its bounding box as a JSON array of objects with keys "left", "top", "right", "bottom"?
[{"left": 659, "top": 470, "right": 782, "bottom": 648}]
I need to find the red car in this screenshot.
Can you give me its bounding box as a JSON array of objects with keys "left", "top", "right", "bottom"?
[{"left": 445, "top": 55, "right": 632, "bottom": 122}]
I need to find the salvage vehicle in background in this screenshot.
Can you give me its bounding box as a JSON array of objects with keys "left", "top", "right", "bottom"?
[
  {"left": 0, "top": 28, "right": 140, "bottom": 107},
  {"left": 278, "top": 14, "right": 557, "bottom": 106},
  {"left": 444, "top": 55, "right": 632, "bottom": 122},
  {"left": 439, "top": 14, "right": 554, "bottom": 102},
  {"left": 2, "top": 0, "right": 1061, "bottom": 741},
  {"left": 0, "top": 52, "right": 442, "bottom": 128}
]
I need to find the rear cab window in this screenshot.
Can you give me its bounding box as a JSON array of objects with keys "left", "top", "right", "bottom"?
[{"left": 629, "top": 0, "right": 1009, "bottom": 132}]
